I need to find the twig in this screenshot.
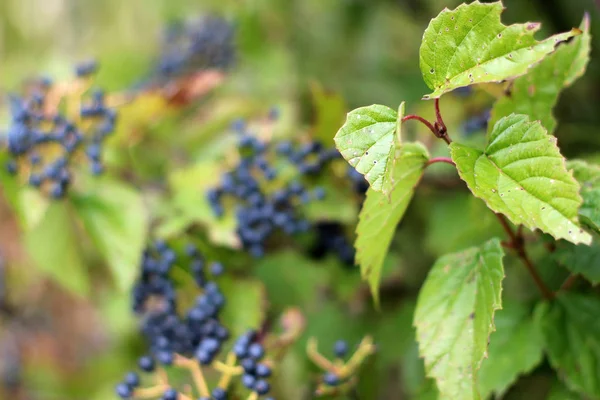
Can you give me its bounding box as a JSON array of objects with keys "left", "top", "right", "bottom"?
[
  {"left": 560, "top": 274, "right": 578, "bottom": 291},
  {"left": 495, "top": 214, "right": 554, "bottom": 300},
  {"left": 402, "top": 115, "right": 437, "bottom": 136},
  {"left": 434, "top": 98, "right": 452, "bottom": 144},
  {"left": 425, "top": 157, "right": 455, "bottom": 167}
]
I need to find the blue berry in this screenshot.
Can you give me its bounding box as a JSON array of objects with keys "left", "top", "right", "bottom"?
[
  {"left": 334, "top": 340, "right": 348, "bottom": 358},
  {"left": 116, "top": 382, "right": 133, "bottom": 398},
  {"left": 211, "top": 388, "right": 228, "bottom": 400},
  {"left": 241, "top": 358, "right": 256, "bottom": 374},
  {"left": 323, "top": 372, "right": 340, "bottom": 386},
  {"left": 242, "top": 373, "right": 256, "bottom": 389},
  {"left": 255, "top": 363, "right": 272, "bottom": 378},
  {"left": 124, "top": 371, "right": 140, "bottom": 388},
  {"left": 248, "top": 343, "right": 265, "bottom": 360},
  {"left": 156, "top": 351, "right": 173, "bottom": 366},
  {"left": 254, "top": 380, "right": 271, "bottom": 395},
  {"left": 75, "top": 60, "right": 98, "bottom": 77},
  {"left": 138, "top": 355, "right": 155, "bottom": 372},
  {"left": 210, "top": 262, "right": 224, "bottom": 276},
  {"left": 162, "top": 388, "right": 178, "bottom": 400}
]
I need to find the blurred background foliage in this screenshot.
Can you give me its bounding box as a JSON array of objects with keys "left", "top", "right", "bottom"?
[{"left": 0, "top": 0, "right": 599, "bottom": 399}]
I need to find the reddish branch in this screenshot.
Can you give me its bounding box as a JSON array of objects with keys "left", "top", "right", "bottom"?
[
  {"left": 495, "top": 214, "right": 555, "bottom": 300},
  {"left": 401, "top": 98, "right": 452, "bottom": 145},
  {"left": 425, "top": 157, "right": 455, "bottom": 167}
]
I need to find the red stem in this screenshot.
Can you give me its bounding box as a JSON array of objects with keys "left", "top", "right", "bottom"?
[
  {"left": 560, "top": 274, "right": 578, "bottom": 291},
  {"left": 425, "top": 157, "right": 455, "bottom": 167},
  {"left": 402, "top": 114, "right": 437, "bottom": 136},
  {"left": 495, "top": 214, "right": 554, "bottom": 300},
  {"left": 434, "top": 98, "right": 452, "bottom": 145}
]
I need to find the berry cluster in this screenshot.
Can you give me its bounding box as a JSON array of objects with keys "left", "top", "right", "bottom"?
[
  {"left": 207, "top": 119, "right": 338, "bottom": 257},
  {"left": 119, "top": 240, "right": 277, "bottom": 399},
  {"left": 1, "top": 62, "right": 116, "bottom": 198},
  {"left": 157, "top": 16, "right": 235, "bottom": 79},
  {"left": 234, "top": 331, "right": 274, "bottom": 398},
  {"left": 131, "top": 241, "right": 228, "bottom": 365},
  {"left": 310, "top": 222, "right": 355, "bottom": 267}
]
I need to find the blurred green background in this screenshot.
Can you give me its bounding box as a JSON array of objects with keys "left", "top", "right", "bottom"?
[{"left": 1, "top": 0, "right": 599, "bottom": 399}]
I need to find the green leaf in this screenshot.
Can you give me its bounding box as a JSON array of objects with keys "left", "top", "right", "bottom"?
[
  {"left": 334, "top": 103, "right": 404, "bottom": 193},
  {"left": 420, "top": 1, "right": 581, "bottom": 99},
  {"left": 537, "top": 293, "right": 600, "bottom": 398},
  {"left": 355, "top": 142, "right": 429, "bottom": 302},
  {"left": 24, "top": 202, "right": 89, "bottom": 297},
  {"left": 450, "top": 114, "right": 591, "bottom": 245},
  {"left": 414, "top": 238, "right": 505, "bottom": 400},
  {"left": 568, "top": 160, "right": 600, "bottom": 234},
  {"left": 478, "top": 301, "right": 544, "bottom": 398},
  {"left": 547, "top": 380, "right": 585, "bottom": 400},
  {"left": 490, "top": 15, "right": 591, "bottom": 133},
  {"left": 71, "top": 180, "right": 148, "bottom": 291},
  {"left": 554, "top": 236, "right": 600, "bottom": 285},
  {"left": 219, "top": 277, "right": 266, "bottom": 340}
]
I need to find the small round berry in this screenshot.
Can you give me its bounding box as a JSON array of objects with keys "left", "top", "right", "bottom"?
[
  {"left": 115, "top": 382, "right": 133, "bottom": 398},
  {"left": 162, "top": 388, "right": 178, "bottom": 400},
  {"left": 242, "top": 373, "right": 256, "bottom": 389},
  {"left": 323, "top": 372, "right": 340, "bottom": 386},
  {"left": 195, "top": 349, "right": 213, "bottom": 365},
  {"left": 254, "top": 380, "right": 271, "bottom": 395},
  {"left": 156, "top": 351, "right": 173, "bottom": 366},
  {"left": 138, "top": 355, "right": 155, "bottom": 372},
  {"left": 248, "top": 343, "right": 265, "bottom": 360},
  {"left": 124, "top": 371, "right": 140, "bottom": 388},
  {"left": 211, "top": 388, "right": 228, "bottom": 400},
  {"left": 241, "top": 358, "right": 256, "bottom": 374},
  {"left": 333, "top": 340, "right": 348, "bottom": 358},
  {"left": 210, "top": 261, "right": 224, "bottom": 276},
  {"left": 255, "top": 363, "right": 272, "bottom": 378}
]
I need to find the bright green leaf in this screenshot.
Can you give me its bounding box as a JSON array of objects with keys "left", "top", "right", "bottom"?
[
  {"left": 568, "top": 160, "right": 600, "bottom": 234},
  {"left": 70, "top": 180, "right": 148, "bottom": 291},
  {"left": 414, "top": 238, "right": 505, "bottom": 400},
  {"left": 478, "top": 301, "right": 544, "bottom": 398},
  {"left": 355, "top": 142, "right": 429, "bottom": 302},
  {"left": 450, "top": 114, "right": 591, "bottom": 245},
  {"left": 537, "top": 293, "right": 600, "bottom": 398},
  {"left": 490, "top": 15, "right": 591, "bottom": 133},
  {"left": 420, "top": 1, "right": 581, "bottom": 99},
  {"left": 334, "top": 103, "right": 403, "bottom": 193},
  {"left": 24, "top": 202, "right": 89, "bottom": 297},
  {"left": 219, "top": 277, "right": 266, "bottom": 340}
]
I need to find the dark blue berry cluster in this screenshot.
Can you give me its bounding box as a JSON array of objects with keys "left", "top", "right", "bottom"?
[
  {"left": 234, "top": 330, "right": 274, "bottom": 398},
  {"left": 131, "top": 241, "right": 228, "bottom": 366},
  {"left": 1, "top": 62, "right": 116, "bottom": 198},
  {"left": 310, "top": 222, "right": 355, "bottom": 267},
  {"left": 157, "top": 16, "right": 235, "bottom": 79},
  {"left": 207, "top": 120, "right": 338, "bottom": 258}
]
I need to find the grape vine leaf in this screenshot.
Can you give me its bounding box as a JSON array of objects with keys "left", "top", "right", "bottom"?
[
  {"left": 24, "top": 202, "right": 89, "bottom": 297},
  {"left": 568, "top": 160, "right": 600, "bottom": 234},
  {"left": 450, "top": 114, "right": 591, "bottom": 245},
  {"left": 420, "top": 1, "right": 581, "bottom": 99},
  {"left": 414, "top": 238, "right": 505, "bottom": 400},
  {"left": 355, "top": 142, "right": 429, "bottom": 303},
  {"left": 490, "top": 15, "right": 591, "bottom": 133},
  {"left": 478, "top": 301, "right": 544, "bottom": 398},
  {"left": 554, "top": 237, "right": 600, "bottom": 285},
  {"left": 536, "top": 293, "right": 600, "bottom": 398},
  {"left": 334, "top": 103, "right": 404, "bottom": 193},
  {"left": 71, "top": 179, "right": 148, "bottom": 291}
]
